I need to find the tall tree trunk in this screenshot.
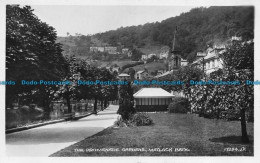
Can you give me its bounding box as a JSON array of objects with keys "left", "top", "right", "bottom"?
[
  {"left": 85, "top": 99, "right": 88, "bottom": 111},
  {"left": 101, "top": 100, "right": 104, "bottom": 110},
  {"left": 217, "top": 106, "right": 220, "bottom": 119},
  {"left": 240, "top": 108, "right": 249, "bottom": 143},
  {"left": 66, "top": 96, "right": 72, "bottom": 113},
  {"left": 93, "top": 97, "right": 97, "bottom": 114},
  {"left": 104, "top": 100, "right": 107, "bottom": 108},
  {"left": 43, "top": 99, "right": 51, "bottom": 113}
]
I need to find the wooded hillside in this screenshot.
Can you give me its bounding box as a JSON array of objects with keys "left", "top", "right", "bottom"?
[{"left": 58, "top": 6, "right": 254, "bottom": 62}]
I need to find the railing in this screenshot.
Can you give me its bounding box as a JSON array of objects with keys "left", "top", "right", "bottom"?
[{"left": 6, "top": 100, "right": 100, "bottom": 130}]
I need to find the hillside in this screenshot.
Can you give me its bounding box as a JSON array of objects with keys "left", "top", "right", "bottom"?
[
  {"left": 57, "top": 6, "right": 254, "bottom": 63},
  {"left": 94, "top": 6, "right": 254, "bottom": 62},
  {"left": 123, "top": 61, "right": 167, "bottom": 73}
]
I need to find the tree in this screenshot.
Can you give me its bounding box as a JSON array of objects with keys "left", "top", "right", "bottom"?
[
  {"left": 220, "top": 40, "right": 254, "bottom": 143},
  {"left": 162, "top": 66, "right": 203, "bottom": 95},
  {"left": 131, "top": 49, "right": 143, "bottom": 61},
  {"left": 6, "top": 5, "right": 68, "bottom": 109},
  {"left": 55, "top": 55, "right": 78, "bottom": 114},
  {"left": 117, "top": 82, "right": 136, "bottom": 120},
  {"left": 128, "top": 68, "right": 136, "bottom": 79},
  {"left": 146, "top": 55, "right": 158, "bottom": 63}
]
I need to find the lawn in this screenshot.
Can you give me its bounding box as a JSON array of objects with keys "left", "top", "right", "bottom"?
[{"left": 50, "top": 113, "right": 253, "bottom": 156}]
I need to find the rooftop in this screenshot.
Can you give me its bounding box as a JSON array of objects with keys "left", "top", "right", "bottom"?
[
  {"left": 133, "top": 88, "right": 174, "bottom": 98},
  {"left": 154, "top": 70, "right": 173, "bottom": 78},
  {"left": 136, "top": 70, "right": 145, "bottom": 74},
  {"left": 204, "top": 50, "right": 218, "bottom": 60},
  {"left": 118, "top": 73, "right": 130, "bottom": 77}
]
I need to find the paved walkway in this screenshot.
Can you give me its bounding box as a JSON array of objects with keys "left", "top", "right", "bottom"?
[{"left": 6, "top": 105, "right": 119, "bottom": 157}]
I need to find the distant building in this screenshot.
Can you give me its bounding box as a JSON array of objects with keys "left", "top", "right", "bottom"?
[
  {"left": 168, "top": 54, "right": 182, "bottom": 70},
  {"left": 156, "top": 70, "right": 165, "bottom": 76},
  {"left": 191, "top": 46, "right": 224, "bottom": 74},
  {"left": 128, "top": 51, "right": 133, "bottom": 57},
  {"left": 112, "top": 66, "right": 120, "bottom": 72},
  {"left": 197, "top": 51, "right": 206, "bottom": 57},
  {"left": 190, "top": 58, "right": 203, "bottom": 70},
  {"left": 159, "top": 51, "right": 169, "bottom": 59},
  {"left": 231, "top": 36, "right": 242, "bottom": 41},
  {"left": 181, "top": 58, "right": 189, "bottom": 66},
  {"left": 90, "top": 46, "right": 118, "bottom": 54},
  {"left": 214, "top": 44, "right": 226, "bottom": 49},
  {"left": 141, "top": 55, "right": 148, "bottom": 61},
  {"left": 135, "top": 70, "right": 149, "bottom": 79},
  {"left": 90, "top": 47, "right": 105, "bottom": 52},
  {"left": 154, "top": 70, "right": 174, "bottom": 79},
  {"left": 104, "top": 47, "right": 117, "bottom": 54},
  {"left": 122, "top": 48, "right": 132, "bottom": 57},
  {"left": 203, "top": 48, "right": 224, "bottom": 74},
  {"left": 122, "top": 48, "right": 129, "bottom": 54},
  {"left": 148, "top": 53, "right": 157, "bottom": 58},
  {"left": 118, "top": 73, "right": 130, "bottom": 80}
]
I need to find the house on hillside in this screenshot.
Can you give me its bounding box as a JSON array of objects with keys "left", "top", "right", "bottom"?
[
  {"left": 135, "top": 70, "right": 149, "bottom": 79},
  {"left": 122, "top": 48, "right": 132, "bottom": 57},
  {"left": 181, "top": 58, "right": 189, "bottom": 66},
  {"left": 156, "top": 70, "right": 167, "bottom": 76},
  {"left": 141, "top": 55, "right": 148, "bottom": 61},
  {"left": 191, "top": 46, "right": 224, "bottom": 74},
  {"left": 112, "top": 66, "right": 120, "bottom": 73},
  {"left": 159, "top": 51, "right": 169, "bottom": 59},
  {"left": 105, "top": 47, "right": 117, "bottom": 54},
  {"left": 90, "top": 46, "right": 118, "bottom": 54},
  {"left": 231, "top": 36, "right": 242, "bottom": 41},
  {"left": 204, "top": 47, "right": 224, "bottom": 74},
  {"left": 192, "top": 36, "right": 247, "bottom": 75},
  {"left": 133, "top": 88, "right": 174, "bottom": 112},
  {"left": 90, "top": 47, "right": 105, "bottom": 52},
  {"left": 148, "top": 53, "right": 157, "bottom": 58},
  {"left": 191, "top": 58, "right": 203, "bottom": 70},
  {"left": 118, "top": 73, "right": 130, "bottom": 80},
  {"left": 154, "top": 70, "right": 174, "bottom": 79}
]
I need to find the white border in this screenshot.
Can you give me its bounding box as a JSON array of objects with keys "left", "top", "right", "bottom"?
[{"left": 0, "top": 0, "right": 259, "bottom": 163}]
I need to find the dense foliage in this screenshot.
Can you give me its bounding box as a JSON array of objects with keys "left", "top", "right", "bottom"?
[
  {"left": 114, "top": 112, "right": 153, "bottom": 127},
  {"left": 168, "top": 97, "right": 190, "bottom": 113},
  {"left": 117, "top": 82, "right": 136, "bottom": 120},
  {"left": 6, "top": 5, "right": 68, "bottom": 109},
  {"left": 6, "top": 5, "right": 118, "bottom": 114},
  {"left": 95, "top": 6, "right": 254, "bottom": 62},
  {"left": 175, "top": 41, "right": 253, "bottom": 142},
  {"left": 130, "top": 113, "right": 153, "bottom": 126}
]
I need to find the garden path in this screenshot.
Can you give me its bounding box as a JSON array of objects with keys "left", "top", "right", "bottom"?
[{"left": 6, "top": 105, "right": 119, "bottom": 157}]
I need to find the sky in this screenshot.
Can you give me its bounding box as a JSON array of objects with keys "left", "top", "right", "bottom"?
[{"left": 30, "top": 5, "right": 197, "bottom": 36}]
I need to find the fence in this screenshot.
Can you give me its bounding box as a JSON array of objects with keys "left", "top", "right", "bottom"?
[{"left": 6, "top": 99, "right": 100, "bottom": 129}]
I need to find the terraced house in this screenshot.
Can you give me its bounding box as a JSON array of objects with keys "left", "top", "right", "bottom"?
[{"left": 191, "top": 45, "right": 225, "bottom": 75}]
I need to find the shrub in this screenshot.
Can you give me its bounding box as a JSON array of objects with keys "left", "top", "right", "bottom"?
[
  {"left": 168, "top": 97, "right": 189, "bottom": 113},
  {"left": 114, "top": 116, "right": 127, "bottom": 127},
  {"left": 130, "top": 113, "right": 153, "bottom": 126},
  {"left": 20, "top": 105, "right": 30, "bottom": 114}
]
